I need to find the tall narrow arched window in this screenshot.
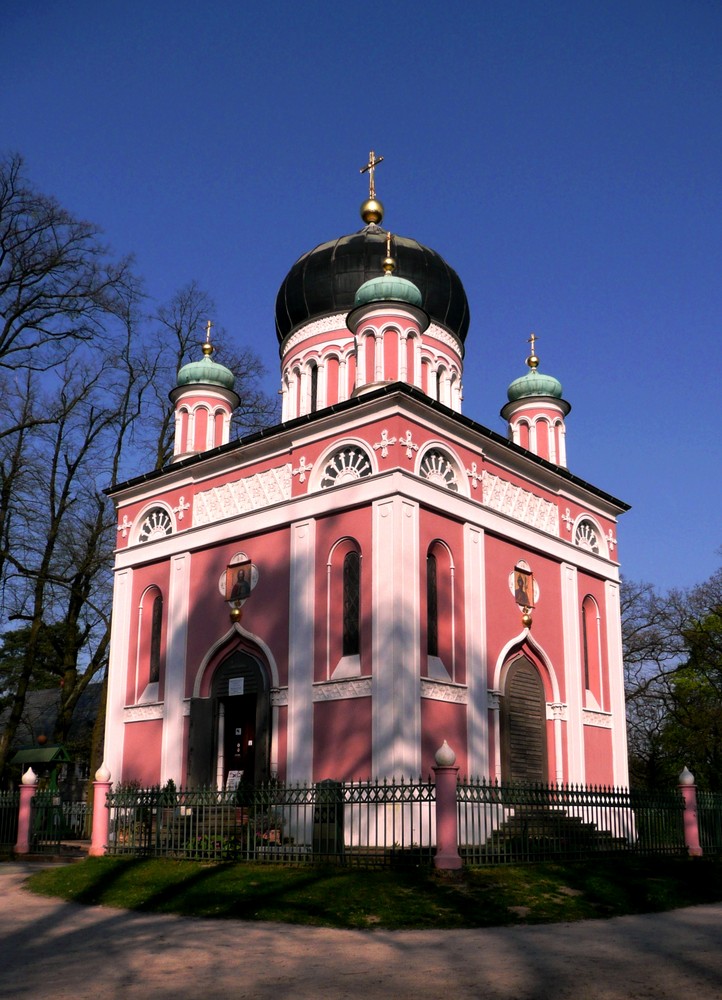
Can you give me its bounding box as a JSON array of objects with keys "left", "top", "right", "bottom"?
[
  {"left": 310, "top": 362, "right": 319, "bottom": 413},
  {"left": 581, "top": 595, "right": 604, "bottom": 708},
  {"left": 427, "top": 553, "right": 438, "bottom": 656},
  {"left": 425, "top": 541, "right": 455, "bottom": 680},
  {"left": 342, "top": 550, "right": 360, "bottom": 656},
  {"left": 149, "top": 595, "right": 163, "bottom": 683}
]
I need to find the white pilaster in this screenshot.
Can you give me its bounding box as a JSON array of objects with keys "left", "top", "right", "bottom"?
[
  {"left": 464, "top": 524, "right": 488, "bottom": 776},
  {"left": 286, "top": 518, "right": 316, "bottom": 782},
  {"left": 561, "top": 562, "right": 584, "bottom": 783},
  {"left": 161, "top": 552, "right": 191, "bottom": 784},
  {"left": 372, "top": 497, "right": 421, "bottom": 777},
  {"left": 605, "top": 580, "right": 630, "bottom": 786},
  {"left": 104, "top": 568, "right": 133, "bottom": 782}
]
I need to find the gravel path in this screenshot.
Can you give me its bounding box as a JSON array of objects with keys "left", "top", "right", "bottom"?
[{"left": 1, "top": 863, "right": 721, "bottom": 999}]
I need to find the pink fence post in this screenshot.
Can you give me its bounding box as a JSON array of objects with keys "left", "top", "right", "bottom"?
[
  {"left": 433, "top": 741, "right": 462, "bottom": 871},
  {"left": 89, "top": 763, "right": 112, "bottom": 857},
  {"left": 678, "top": 766, "right": 702, "bottom": 857},
  {"left": 15, "top": 767, "right": 38, "bottom": 855}
]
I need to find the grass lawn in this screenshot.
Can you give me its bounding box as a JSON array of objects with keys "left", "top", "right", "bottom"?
[{"left": 25, "top": 855, "right": 722, "bottom": 930}]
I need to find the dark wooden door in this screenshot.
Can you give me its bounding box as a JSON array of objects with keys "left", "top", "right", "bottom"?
[
  {"left": 223, "top": 694, "right": 257, "bottom": 787},
  {"left": 501, "top": 657, "right": 548, "bottom": 783}
]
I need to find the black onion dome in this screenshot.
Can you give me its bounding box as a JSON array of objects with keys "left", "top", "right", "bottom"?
[{"left": 275, "top": 224, "right": 470, "bottom": 345}]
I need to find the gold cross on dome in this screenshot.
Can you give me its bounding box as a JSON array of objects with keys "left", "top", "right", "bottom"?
[
  {"left": 205, "top": 319, "right": 213, "bottom": 343},
  {"left": 527, "top": 332, "right": 538, "bottom": 354},
  {"left": 360, "top": 150, "right": 384, "bottom": 199}
]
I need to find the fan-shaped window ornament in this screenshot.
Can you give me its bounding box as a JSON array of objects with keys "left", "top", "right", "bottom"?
[
  {"left": 574, "top": 519, "right": 600, "bottom": 554},
  {"left": 320, "top": 447, "right": 372, "bottom": 489},
  {"left": 419, "top": 449, "right": 459, "bottom": 492},
  {"left": 137, "top": 507, "right": 173, "bottom": 544}
]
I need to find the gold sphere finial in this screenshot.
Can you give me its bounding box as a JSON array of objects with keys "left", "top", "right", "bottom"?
[
  {"left": 361, "top": 198, "right": 384, "bottom": 225},
  {"left": 202, "top": 319, "right": 214, "bottom": 357},
  {"left": 521, "top": 609, "right": 533, "bottom": 629},
  {"left": 229, "top": 606, "right": 242, "bottom": 623},
  {"left": 525, "top": 332, "right": 539, "bottom": 371},
  {"left": 382, "top": 232, "right": 396, "bottom": 274}
]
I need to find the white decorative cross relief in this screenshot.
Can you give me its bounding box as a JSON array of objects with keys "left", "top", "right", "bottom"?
[
  {"left": 292, "top": 456, "right": 313, "bottom": 483},
  {"left": 466, "top": 460, "right": 483, "bottom": 490},
  {"left": 373, "top": 429, "right": 397, "bottom": 458},
  {"left": 400, "top": 430, "right": 419, "bottom": 458},
  {"left": 117, "top": 514, "right": 132, "bottom": 538},
  {"left": 606, "top": 529, "right": 617, "bottom": 552},
  {"left": 562, "top": 508, "right": 574, "bottom": 532},
  {"left": 173, "top": 496, "right": 190, "bottom": 521}
]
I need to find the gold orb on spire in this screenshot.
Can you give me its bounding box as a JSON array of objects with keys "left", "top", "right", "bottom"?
[
  {"left": 360, "top": 198, "right": 384, "bottom": 225},
  {"left": 525, "top": 332, "right": 539, "bottom": 371},
  {"left": 360, "top": 149, "right": 385, "bottom": 225},
  {"left": 202, "top": 319, "right": 214, "bottom": 357},
  {"left": 382, "top": 232, "right": 396, "bottom": 274}
]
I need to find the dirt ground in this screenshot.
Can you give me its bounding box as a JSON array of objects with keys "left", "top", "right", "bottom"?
[{"left": 1, "top": 862, "right": 721, "bottom": 1000}]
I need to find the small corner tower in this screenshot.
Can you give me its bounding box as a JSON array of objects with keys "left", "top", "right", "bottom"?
[
  {"left": 501, "top": 334, "right": 571, "bottom": 467},
  {"left": 169, "top": 321, "right": 240, "bottom": 461}
]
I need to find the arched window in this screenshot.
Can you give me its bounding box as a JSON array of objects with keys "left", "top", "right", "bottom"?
[
  {"left": 427, "top": 553, "right": 438, "bottom": 656},
  {"left": 581, "top": 595, "right": 604, "bottom": 708},
  {"left": 320, "top": 446, "right": 372, "bottom": 488},
  {"left": 327, "top": 538, "right": 363, "bottom": 678},
  {"left": 575, "top": 518, "right": 601, "bottom": 554},
  {"left": 425, "top": 541, "right": 455, "bottom": 680},
  {"left": 343, "top": 551, "right": 360, "bottom": 656},
  {"left": 149, "top": 594, "right": 163, "bottom": 683},
  {"left": 309, "top": 362, "right": 319, "bottom": 413},
  {"left": 419, "top": 449, "right": 459, "bottom": 492}
]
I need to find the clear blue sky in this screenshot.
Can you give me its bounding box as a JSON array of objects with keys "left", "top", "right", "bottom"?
[{"left": 3, "top": 1, "right": 721, "bottom": 592}]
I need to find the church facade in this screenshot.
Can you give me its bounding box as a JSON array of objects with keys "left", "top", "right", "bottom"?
[{"left": 103, "top": 169, "right": 630, "bottom": 791}]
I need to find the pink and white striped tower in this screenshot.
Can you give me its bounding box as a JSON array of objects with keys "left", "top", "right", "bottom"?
[
  {"left": 169, "top": 322, "right": 240, "bottom": 462},
  {"left": 501, "top": 333, "right": 571, "bottom": 467}
]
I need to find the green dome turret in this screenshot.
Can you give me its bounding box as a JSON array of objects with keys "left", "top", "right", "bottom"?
[
  {"left": 176, "top": 324, "right": 235, "bottom": 392},
  {"left": 354, "top": 273, "right": 423, "bottom": 309},
  {"left": 506, "top": 334, "right": 563, "bottom": 401}
]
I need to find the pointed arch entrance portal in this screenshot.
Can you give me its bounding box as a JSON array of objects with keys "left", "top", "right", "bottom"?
[
  {"left": 188, "top": 648, "right": 270, "bottom": 788},
  {"left": 500, "top": 655, "right": 548, "bottom": 783}
]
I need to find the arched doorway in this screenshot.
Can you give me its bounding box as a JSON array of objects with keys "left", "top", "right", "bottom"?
[
  {"left": 187, "top": 648, "right": 270, "bottom": 788},
  {"left": 500, "top": 655, "right": 548, "bottom": 783}
]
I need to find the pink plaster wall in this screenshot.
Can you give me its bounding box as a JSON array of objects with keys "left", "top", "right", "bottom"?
[
  {"left": 313, "top": 698, "right": 372, "bottom": 780},
  {"left": 123, "top": 720, "right": 163, "bottom": 785},
  {"left": 584, "top": 725, "right": 614, "bottom": 785}
]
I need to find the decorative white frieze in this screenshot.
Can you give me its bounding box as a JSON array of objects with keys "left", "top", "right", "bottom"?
[
  {"left": 482, "top": 470, "right": 560, "bottom": 536},
  {"left": 124, "top": 704, "right": 164, "bottom": 722},
  {"left": 312, "top": 677, "right": 373, "bottom": 701},
  {"left": 271, "top": 688, "right": 289, "bottom": 707},
  {"left": 547, "top": 702, "right": 568, "bottom": 721},
  {"left": 582, "top": 709, "right": 613, "bottom": 729},
  {"left": 420, "top": 678, "right": 468, "bottom": 703},
  {"left": 194, "top": 464, "right": 293, "bottom": 525}
]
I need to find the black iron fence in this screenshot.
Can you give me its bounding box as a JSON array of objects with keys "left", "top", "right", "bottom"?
[
  {"left": 0, "top": 790, "right": 19, "bottom": 848},
  {"left": 457, "top": 778, "right": 686, "bottom": 863},
  {"left": 106, "top": 778, "right": 436, "bottom": 865},
  {"left": 698, "top": 790, "right": 722, "bottom": 855},
  {"left": 30, "top": 792, "right": 92, "bottom": 853}
]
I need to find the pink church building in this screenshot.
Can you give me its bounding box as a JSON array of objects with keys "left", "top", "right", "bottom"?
[{"left": 103, "top": 172, "right": 630, "bottom": 791}]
